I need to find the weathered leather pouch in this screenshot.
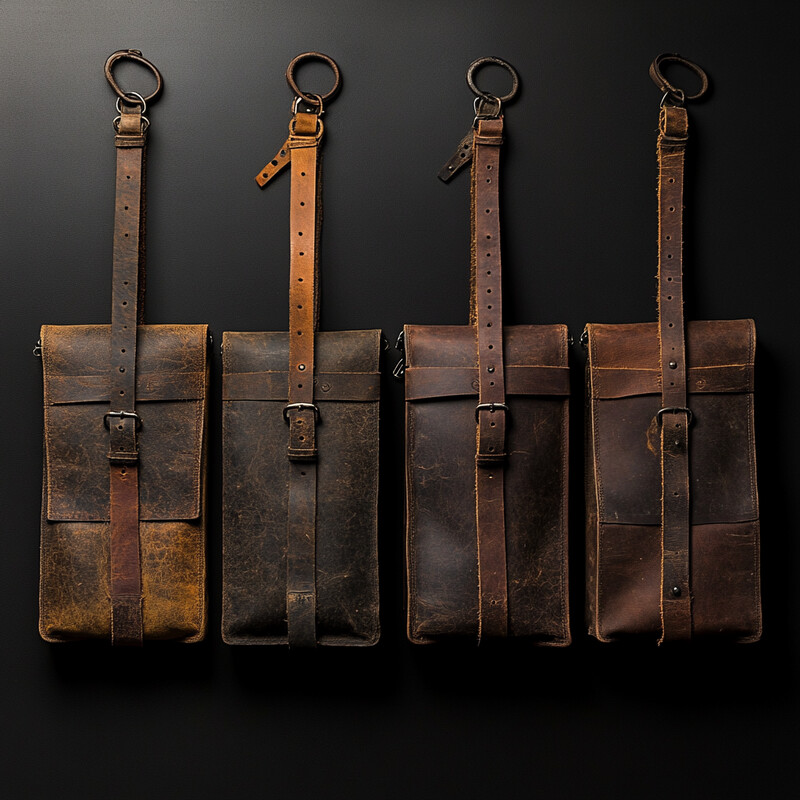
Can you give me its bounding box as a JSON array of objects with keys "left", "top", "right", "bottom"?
[
  {"left": 222, "top": 54, "right": 380, "bottom": 646},
  {"left": 39, "top": 52, "right": 208, "bottom": 644},
  {"left": 401, "top": 59, "right": 570, "bottom": 645},
  {"left": 584, "top": 55, "right": 761, "bottom": 643}
]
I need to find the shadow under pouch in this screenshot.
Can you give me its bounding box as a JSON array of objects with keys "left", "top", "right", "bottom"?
[
  {"left": 221, "top": 53, "right": 380, "bottom": 647},
  {"left": 584, "top": 55, "right": 761, "bottom": 643},
  {"left": 38, "top": 51, "right": 209, "bottom": 644},
  {"left": 398, "top": 58, "right": 571, "bottom": 645}
]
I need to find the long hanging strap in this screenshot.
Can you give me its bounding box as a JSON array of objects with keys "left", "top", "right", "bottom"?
[
  {"left": 257, "top": 109, "right": 323, "bottom": 647},
  {"left": 107, "top": 100, "right": 147, "bottom": 646},
  {"left": 656, "top": 104, "right": 692, "bottom": 642},
  {"left": 472, "top": 117, "right": 509, "bottom": 641}
]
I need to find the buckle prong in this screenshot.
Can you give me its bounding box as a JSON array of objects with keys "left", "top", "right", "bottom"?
[
  {"left": 283, "top": 402, "right": 320, "bottom": 423},
  {"left": 475, "top": 402, "right": 509, "bottom": 422},
  {"left": 104, "top": 410, "right": 142, "bottom": 430}
]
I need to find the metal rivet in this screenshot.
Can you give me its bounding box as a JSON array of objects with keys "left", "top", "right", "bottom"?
[
  {"left": 669, "top": 360, "right": 678, "bottom": 369},
  {"left": 321, "top": 383, "right": 330, "bottom": 392},
  {"left": 487, "top": 366, "right": 495, "bottom": 373},
  {"left": 298, "top": 364, "right": 306, "bottom": 371},
  {"left": 671, "top": 586, "right": 681, "bottom": 597}
]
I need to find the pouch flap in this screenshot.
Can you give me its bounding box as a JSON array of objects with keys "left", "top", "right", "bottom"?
[
  {"left": 404, "top": 324, "right": 569, "bottom": 399},
  {"left": 587, "top": 319, "right": 758, "bottom": 525},
  {"left": 42, "top": 324, "right": 208, "bottom": 522},
  {"left": 222, "top": 329, "right": 381, "bottom": 401},
  {"left": 589, "top": 319, "right": 754, "bottom": 398}
]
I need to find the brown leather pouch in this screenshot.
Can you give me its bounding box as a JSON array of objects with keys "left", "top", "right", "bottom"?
[
  {"left": 38, "top": 52, "right": 208, "bottom": 644},
  {"left": 584, "top": 55, "right": 761, "bottom": 643},
  {"left": 221, "top": 54, "right": 380, "bottom": 646},
  {"left": 401, "top": 59, "right": 570, "bottom": 645}
]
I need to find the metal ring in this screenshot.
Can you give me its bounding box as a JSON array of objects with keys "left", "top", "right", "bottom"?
[
  {"left": 105, "top": 49, "right": 163, "bottom": 104},
  {"left": 283, "top": 402, "right": 321, "bottom": 423},
  {"left": 116, "top": 91, "right": 147, "bottom": 114},
  {"left": 286, "top": 52, "right": 341, "bottom": 106},
  {"left": 466, "top": 57, "right": 520, "bottom": 103},
  {"left": 475, "top": 402, "right": 509, "bottom": 422},
  {"left": 650, "top": 53, "right": 709, "bottom": 104},
  {"left": 655, "top": 406, "right": 693, "bottom": 426}
]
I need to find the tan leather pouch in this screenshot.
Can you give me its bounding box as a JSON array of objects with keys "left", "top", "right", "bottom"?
[
  {"left": 39, "top": 325, "right": 208, "bottom": 642},
  {"left": 38, "top": 52, "right": 208, "bottom": 644}
]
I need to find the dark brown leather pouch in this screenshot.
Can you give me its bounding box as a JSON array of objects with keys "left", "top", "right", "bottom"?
[
  {"left": 221, "top": 54, "right": 380, "bottom": 646},
  {"left": 584, "top": 55, "right": 761, "bottom": 643},
  {"left": 38, "top": 53, "right": 208, "bottom": 644},
  {"left": 401, "top": 59, "right": 570, "bottom": 645}
]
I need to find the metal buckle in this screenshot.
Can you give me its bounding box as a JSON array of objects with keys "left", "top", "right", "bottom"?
[
  {"left": 283, "top": 402, "right": 320, "bottom": 423},
  {"left": 104, "top": 410, "right": 142, "bottom": 430},
  {"left": 113, "top": 91, "right": 150, "bottom": 132},
  {"left": 655, "top": 406, "right": 693, "bottom": 426},
  {"left": 475, "top": 402, "right": 509, "bottom": 422},
  {"left": 473, "top": 94, "right": 502, "bottom": 126}
]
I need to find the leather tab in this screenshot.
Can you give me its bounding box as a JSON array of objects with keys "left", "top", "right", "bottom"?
[
  {"left": 255, "top": 138, "right": 291, "bottom": 187},
  {"left": 111, "top": 595, "right": 144, "bottom": 647},
  {"left": 659, "top": 106, "right": 688, "bottom": 144},
  {"left": 438, "top": 129, "right": 474, "bottom": 182}
]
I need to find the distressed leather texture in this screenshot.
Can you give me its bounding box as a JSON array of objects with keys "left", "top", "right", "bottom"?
[
  {"left": 405, "top": 324, "right": 570, "bottom": 644},
  {"left": 585, "top": 319, "right": 761, "bottom": 641},
  {"left": 39, "top": 324, "right": 209, "bottom": 642},
  {"left": 221, "top": 329, "right": 381, "bottom": 645}
]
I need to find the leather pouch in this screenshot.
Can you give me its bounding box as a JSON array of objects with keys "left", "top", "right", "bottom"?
[
  {"left": 221, "top": 54, "right": 380, "bottom": 646},
  {"left": 38, "top": 52, "right": 208, "bottom": 644},
  {"left": 401, "top": 59, "right": 570, "bottom": 645},
  {"left": 584, "top": 55, "right": 761, "bottom": 643}
]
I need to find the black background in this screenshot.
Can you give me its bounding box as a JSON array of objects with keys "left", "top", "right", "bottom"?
[{"left": 2, "top": 2, "right": 798, "bottom": 798}]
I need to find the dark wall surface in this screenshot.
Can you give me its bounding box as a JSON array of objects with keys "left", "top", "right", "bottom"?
[{"left": 2, "top": 2, "right": 797, "bottom": 798}]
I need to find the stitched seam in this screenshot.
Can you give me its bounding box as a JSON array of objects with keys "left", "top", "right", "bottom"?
[{"left": 588, "top": 328, "right": 608, "bottom": 640}]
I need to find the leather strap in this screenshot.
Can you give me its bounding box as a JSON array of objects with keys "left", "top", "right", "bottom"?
[
  {"left": 656, "top": 104, "right": 692, "bottom": 642},
  {"left": 256, "top": 108, "right": 324, "bottom": 647},
  {"left": 471, "top": 117, "right": 508, "bottom": 641},
  {"left": 108, "top": 100, "right": 146, "bottom": 646}
]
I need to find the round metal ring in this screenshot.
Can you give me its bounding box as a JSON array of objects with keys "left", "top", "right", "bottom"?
[
  {"left": 650, "top": 53, "right": 709, "bottom": 104},
  {"left": 105, "top": 50, "right": 163, "bottom": 104},
  {"left": 116, "top": 91, "right": 147, "bottom": 114},
  {"left": 466, "top": 56, "right": 520, "bottom": 103},
  {"left": 286, "top": 52, "right": 341, "bottom": 106}
]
